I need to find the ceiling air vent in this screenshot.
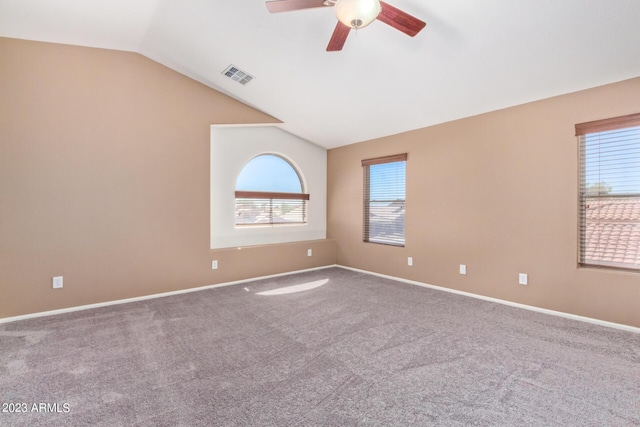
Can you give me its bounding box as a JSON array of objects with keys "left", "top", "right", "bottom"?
[{"left": 222, "top": 65, "right": 254, "bottom": 85}]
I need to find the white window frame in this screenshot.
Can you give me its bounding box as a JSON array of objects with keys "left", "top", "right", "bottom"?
[
  {"left": 576, "top": 113, "right": 640, "bottom": 271},
  {"left": 235, "top": 154, "right": 309, "bottom": 226},
  {"left": 362, "top": 153, "right": 407, "bottom": 247}
]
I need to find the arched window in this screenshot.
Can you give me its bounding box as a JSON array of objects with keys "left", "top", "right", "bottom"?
[{"left": 235, "top": 154, "right": 309, "bottom": 225}]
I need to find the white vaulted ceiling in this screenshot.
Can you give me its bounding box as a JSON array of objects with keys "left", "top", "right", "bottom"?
[{"left": 1, "top": 0, "right": 640, "bottom": 149}]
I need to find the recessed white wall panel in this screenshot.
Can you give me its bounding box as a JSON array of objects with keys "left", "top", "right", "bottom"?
[{"left": 210, "top": 125, "right": 326, "bottom": 249}]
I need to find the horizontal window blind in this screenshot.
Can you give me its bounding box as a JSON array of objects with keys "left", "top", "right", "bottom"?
[
  {"left": 363, "top": 154, "right": 407, "bottom": 246},
  {"left": 577, "top": 114, "right": 640, "bottom": 270},
  {"left": 235, "top": 191, "right": 308, "bottom": 225}
]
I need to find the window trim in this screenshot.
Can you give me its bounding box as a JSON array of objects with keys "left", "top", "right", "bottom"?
[{"left": 362, "top": 153, "right": 407, "bottom": 247}]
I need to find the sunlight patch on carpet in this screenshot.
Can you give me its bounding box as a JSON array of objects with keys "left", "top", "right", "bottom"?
[{"left": 256, "top": 279, "right": 329, "bottom": 296}]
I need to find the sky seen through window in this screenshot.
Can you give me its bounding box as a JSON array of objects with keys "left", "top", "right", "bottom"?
[{"left": 236, "top": 154, "right": 302, "bottom": 193}]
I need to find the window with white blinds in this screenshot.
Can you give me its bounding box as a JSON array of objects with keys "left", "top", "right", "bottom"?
[
  {"left": 362, "top": 154, "right": 407, "bottom": 246},
  {"left": 235, "top": 154, "right": 309, "bottom": 226},
  {"left": 576, "top": 113, "right": 640, "bottom": 270}
]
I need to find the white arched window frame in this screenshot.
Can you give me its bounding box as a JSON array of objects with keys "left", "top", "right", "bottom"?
[{"left": 235, "top": 154, "right": 310, "bottom": 226}]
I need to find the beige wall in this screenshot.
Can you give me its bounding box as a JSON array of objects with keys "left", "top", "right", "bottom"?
[
  {"left": 0, "top": 38, "right": 336, "bottom": 319},
  {"left": 328, "top": 77, "right": 640, "bottom": 328}
]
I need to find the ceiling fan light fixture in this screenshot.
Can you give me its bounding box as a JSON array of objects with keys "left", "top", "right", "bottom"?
[{"left": 334, "top": 0, "right": 381, "bottom": 29}]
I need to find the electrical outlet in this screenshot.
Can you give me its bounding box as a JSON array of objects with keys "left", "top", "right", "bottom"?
[
  {"left": 211, "top": 260, "right": 218, "bottom": 270},
  {"left": 519, "top": 273, "right": 528, "bottom": 285},
  {"left": 460, "top": 264, "right": 467, "bottom": 275},
  {"left": 52, "top": 276, "right": 63, "bottom": 289},
  {"left": 408, "top": 257, "right": 413, "bottom": 266},
  {"left": 307, "top": 249, "right": 312, "bottom": 257}
]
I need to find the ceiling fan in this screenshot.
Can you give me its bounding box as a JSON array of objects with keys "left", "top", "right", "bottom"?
[{"left": 265, "top": 0, "right": 426, "bottom": 51}]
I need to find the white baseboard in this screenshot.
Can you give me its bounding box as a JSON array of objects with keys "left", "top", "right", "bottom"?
[
  {"left": 3, "top": 263, "right": 638, "bottom": 334},
  {"left": 0, "top": 264, "right": 338, "bottom": 325},
  {"left": 337, "top": 265, "right": 640, "bottom": 334}
]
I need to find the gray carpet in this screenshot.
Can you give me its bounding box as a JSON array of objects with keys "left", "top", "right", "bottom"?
[{"left": 1, "top": 267, "right": 639, "bottom": 426}]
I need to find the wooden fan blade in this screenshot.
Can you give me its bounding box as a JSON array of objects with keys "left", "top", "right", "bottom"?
[
  {"left": 266, "top": 0, "right": 329, "bottom": 13},
  {"left": 377, "top": 1, "right": 426, "bottom": 37},
  {"left": 327, "top": 22, "right": 350, "bottom": 51}
]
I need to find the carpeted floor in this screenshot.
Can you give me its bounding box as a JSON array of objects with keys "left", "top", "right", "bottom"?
[{"left": 1, "top": 267, "right": 639, "bottom": 426}]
